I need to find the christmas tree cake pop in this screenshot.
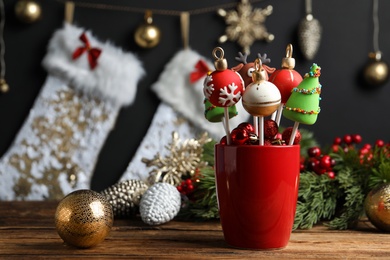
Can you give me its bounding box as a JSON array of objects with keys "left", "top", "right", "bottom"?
[{"left": 283, "top": 63, "right": 322, "bottom": 125}]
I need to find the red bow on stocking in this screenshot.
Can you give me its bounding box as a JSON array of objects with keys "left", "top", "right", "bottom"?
[
  {"left": 190, "top": 59, "right": 210, "bottom": 83},
  {"left": 72, "top": 32, "right": 102, "bottom": 70}
]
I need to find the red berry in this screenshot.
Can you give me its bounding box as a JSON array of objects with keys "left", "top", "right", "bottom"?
[
  {"left": 327, "top": 171, "right": 335, "bottom": 179},
  {"left": 237, "top": 122, "right": 255, "bottom": 134},
  {"left": 308, "top": 147, "right": 322, "bottom": 158},
  {"left": 231, "top": 127, "right": 249, "bottom": 145},
  {"left": 343, "top": 134, "right": 352, "bottom": 145},
  {"left": 282, "top": 127, "right": 301, "bottom": 145},
  {"left": 352, "top": 134, "right": 362, "bottom": 144},
  {"left": 320, "top": 155, "right": 332, "bottom": 170},
  {"left": 263, "top": 119, "right": 279, "bottom": 140},
  {"left": 331, "top": 144, "right": 340, "bottom": 153},
  {"left": 333, "top": 137, "right": 342, "bottom": 145},
  {"left": 177, "top": 186, "right": 183, "bottom": 192},
  {"left": 185, "top": 179, "right": 193, "bottom": 185},
  {"left": 363, "top": 143, "right": 372, "bottom": 150},
  {"left": 376, "top": 139, "right": 385, "bottom": 147},
  {"left": 359, "top": 148, "right": 370, "bottom": 155},
  {"left": 187, "top": 184, "right": 194, "bottom": 192}
]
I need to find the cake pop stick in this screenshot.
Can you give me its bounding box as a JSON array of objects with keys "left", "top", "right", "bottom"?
[
  {"left": 223, "top": 108, "right": 231, "bottom": 144},
  {"left": 242, "top": 59, "right": 281, "bottom": 145},
  {"left": 289, "top": 121, "right": 300, "bottom": 145},
  {"left": 203, "top": 47, "right": 244, "bottom": 145},
  {"left": 269, "top": 44, "right": 303, "bottom": 126},
  {"left": 258, "top": 116, "right": 264, "bottom": 145}
]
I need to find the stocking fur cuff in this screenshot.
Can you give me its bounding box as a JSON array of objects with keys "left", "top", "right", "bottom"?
[{"left": 42, "top": 23, "right": 145, "bottom": 107}]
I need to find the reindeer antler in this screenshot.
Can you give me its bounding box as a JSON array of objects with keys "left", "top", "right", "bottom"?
[
  {"left": 235, "top": 52, "right": 248, "bottom": 64},
  {"left": 257, "top": 53, "right": 271, "bottom": 64}
]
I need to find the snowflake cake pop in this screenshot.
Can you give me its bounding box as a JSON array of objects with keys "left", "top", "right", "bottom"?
[
  {"left": 203, "top": 47, "right": 244, "bottom": 108},
  {"left": 203, "top": 47, "right": 244, "bottom": 145}
]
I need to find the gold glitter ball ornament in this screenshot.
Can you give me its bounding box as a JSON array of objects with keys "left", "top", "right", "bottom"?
[
  {"left": 364, "top": 183, "right": 390, "bottom": 232},
  {"left": 55, "top": 189, "right": 114, "bottom": 248},
  {"left": 134, "top": 10, "right": 161, "bottom": 49},
  {"left": 14, "top": 0, "right": 42, "bottom": 24}
]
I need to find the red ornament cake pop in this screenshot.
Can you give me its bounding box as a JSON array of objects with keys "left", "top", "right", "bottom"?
[
  {"left": 269, "top": 44, "right": 303, "bottom": 125},
  {"left": 203, "top": 47, "right": 244, "bottom": 108},
  {"left": 203, "top": 47, "right": 245, "bottom": 145}
]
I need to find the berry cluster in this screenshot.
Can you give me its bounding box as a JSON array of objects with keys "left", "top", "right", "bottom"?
[
  {"left": 331, "top": 134, "right": 388, "bottom": 164},
  {"left": 177, "top": 179, "right": 195, "bottom": 195},
  {"left": 219, "top": 120, "right": 302, "bottom": 146},
  {"left": 305, "top": 146, "right": 336, "bottom": 179}
]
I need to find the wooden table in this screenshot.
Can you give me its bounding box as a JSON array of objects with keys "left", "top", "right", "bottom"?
[{"left": 0, "top": 201, "right": 389, "bottom": 259}]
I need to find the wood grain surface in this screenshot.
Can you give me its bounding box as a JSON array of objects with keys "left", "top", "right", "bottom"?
[{"left": 0, "top": 201, "right": 389, "bottom": 259}]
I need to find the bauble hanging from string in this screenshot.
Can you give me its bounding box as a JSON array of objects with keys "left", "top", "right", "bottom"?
[
  {"left": 297, "top": 0, "right": 322, "bottom": 60},
  {"left": 14, "top": 0, "right": 42, "bottom": 24},
  {"left": 363, "top": 52, "right": 389, "bottom": 87},
  {"left": 134, "top": 10, "right": 161, "bottom": 49},
  {"left": 362, "top": 0, "right": 389, "bottom": 87}
]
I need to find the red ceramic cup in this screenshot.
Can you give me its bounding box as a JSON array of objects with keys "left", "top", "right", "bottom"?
[{"left": 214, "top": 144, "right": 300, "bottom": 250}]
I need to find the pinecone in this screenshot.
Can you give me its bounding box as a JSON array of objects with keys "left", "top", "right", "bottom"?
[
  {"left": 298, "top": 16, "right": 322, "bottom": 60},
  {"left": 139, "top": 182, "right": 181, "bottom": 225},
  {"left": 101, "top": 179, "right": 149, "bottom": 218}
]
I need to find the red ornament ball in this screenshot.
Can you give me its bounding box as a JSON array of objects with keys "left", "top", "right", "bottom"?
[
  {"left": 231, "top": 127, "right": 249, "bottom": 145},
  {"left": 282, "top": 127, "right": 301, "bottom": 145},
  {"left": 237, "top": 122, "right": 255, "bottom": 134},
  {"left": 269, "top": 69, "right": 303, "bottom": 103},
  {"left": 203, "top": 69, "right": 244, "bottom": 107},
  {"left": 219, "top": 136, "right": 227, "bottom": 145},
  {"left": 264, "top": 119, "right": 279, "bottom": 140}
]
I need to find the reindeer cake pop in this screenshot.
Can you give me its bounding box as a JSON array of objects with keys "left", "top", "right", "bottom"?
[
  {"left": 242, "top": 58, "right": 281, "bottom": 145},
  {"left": 232, "top": 52, "right": 275, "bottom": 87}
]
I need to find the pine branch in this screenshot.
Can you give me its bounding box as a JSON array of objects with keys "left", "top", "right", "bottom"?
[{"left": 293, "top": 172, "right": 337, "bottom": 229}]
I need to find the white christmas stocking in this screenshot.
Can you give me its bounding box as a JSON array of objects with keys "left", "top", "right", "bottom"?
[
  {"left": 0, "top": 23, "right": 144, "bottom": 200},
  {"left": 120, "top": 49, "right": 249, "bottom": 182}
]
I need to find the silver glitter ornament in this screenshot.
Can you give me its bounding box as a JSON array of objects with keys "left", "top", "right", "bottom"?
[
  {"left": 298, "top": 0, "right": 322, "bottom": 60},
  {"left": 101, "top": 179, "right": 149, "bottom": 217},
  {"left": 139, "top": 182, "right": 181, "bottom": 225}
]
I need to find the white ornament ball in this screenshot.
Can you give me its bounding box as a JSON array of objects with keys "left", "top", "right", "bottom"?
[
  {"left": 242, "top": 81, "right": 281, "bottom": 117},
  {"left": 139, "top": 182, "right": 181, "bottom": 225}
]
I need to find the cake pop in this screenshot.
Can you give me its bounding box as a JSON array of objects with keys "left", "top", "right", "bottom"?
[
  {"left": 242, "top": 58, "right": 281, "bottom": 145},
  {"left": 283, "top": 63, "right": 322, "bottom": 145},
  {"left": 203, "top": 47, "right": 245, "bottom": 144},
  {"left": 269, "top": 44, "right": 303, "bottom": 125}
]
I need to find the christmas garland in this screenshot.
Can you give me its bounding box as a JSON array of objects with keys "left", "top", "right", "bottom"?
[{"left": 179, "top": 130, "right": 390, "bottom": 230}]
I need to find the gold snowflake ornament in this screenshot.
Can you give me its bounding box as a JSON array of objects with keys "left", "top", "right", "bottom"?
[
  {"left": 142, "top": 132, "right": 212, "bottom": 186},
  {"left": 218, "top": 0, "right": 274, "bottom": 54}
]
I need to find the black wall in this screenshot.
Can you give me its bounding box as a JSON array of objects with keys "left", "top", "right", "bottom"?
[{"left": 1, "top": 0, "right": 390, "bottom": 191}]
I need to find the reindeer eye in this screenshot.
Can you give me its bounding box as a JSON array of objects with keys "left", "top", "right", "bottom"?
[{"left": 247, "top": 67, "right": 255, "bottom": 77}]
